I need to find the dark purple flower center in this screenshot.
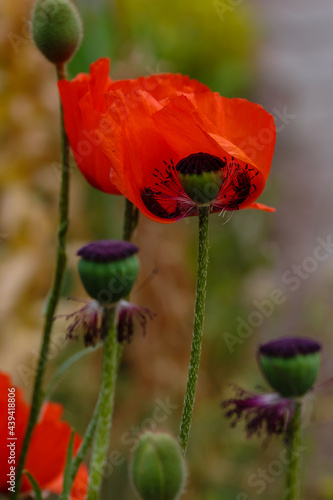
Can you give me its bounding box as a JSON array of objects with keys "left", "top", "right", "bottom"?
[
  {"left": 77, "top": 240, "right": 139, "bottom": 262},
  {"left": 259, "top": 337, "right": 322, "bottom": 359},
  {"left": 175, "top": 152, "right": 227, "bottom": 174}
]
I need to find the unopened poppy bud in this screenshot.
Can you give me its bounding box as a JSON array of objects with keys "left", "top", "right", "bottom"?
[
  {"left": 77, "top": 240, "right": 139, "bottom": 304},
  {"left": 130, "top": 432, "right": 186, "bottom": 500},
  {"left": 258, "top": 337, "right": 322, "bottom": 397},
  {"left": 32, "top": 0, "right": 82, "bottom": 64},
  {"left": 176, "top": 152, "right": 226, "bottom": 204}
]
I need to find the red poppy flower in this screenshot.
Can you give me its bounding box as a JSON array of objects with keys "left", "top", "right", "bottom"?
[
  {"left": 58, "top": 58, "right": 208, "bottom": 196},
  {"left": 58, "top": 58, "right": 276, "bottom": 223},
  {"left": 0, "top": 371, "right": 87, "bottom": 499}
]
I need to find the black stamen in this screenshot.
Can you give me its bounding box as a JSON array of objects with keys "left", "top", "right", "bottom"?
[
  {"left": 141, "top": 153, "right": 257, "bottom": 219},
  {"left": 214, "top": 160, "right": 253, "bottom": 211},
  {"left": 140, "top": 159, "right": 195, "bottom": 219},
  {"left": 141, "top": 187, "right": 186, "bottom": 219}
]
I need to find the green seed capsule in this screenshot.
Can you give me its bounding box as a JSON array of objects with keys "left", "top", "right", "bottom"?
[
  {"left": 32, "top": 0, "right": 82, "bottom": 64},
  {"left": 77, "top": 240, "right": 139, "bottom": 304},
  {"left": 258, "top": 337, "right": 322, "bottom": 397},
  {"left": 176, "top": 152, "right": 227, "bottom": 205},
  {"left": 178, "top": 170, "right": 223, "bottom": 204},
  {"left": 131, "top": 432, "right": 186, "bottom": 500}
]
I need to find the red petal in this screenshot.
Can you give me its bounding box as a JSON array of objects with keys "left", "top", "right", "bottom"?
[
  {"left": 110, "top": 73, "right": 209, "bottom": 101},
  {"left": 88, "top": 58, "right": 112, "bottom": 110},
  {"left": 58, "top": 59, "right": 275, "bottom": 219},
  {"left": 58, "top": 59, "right": 120, "bottom": 195},
  {"left": 21, "top": 403, "right": 70, "bottom": 492},
  {"left": 246, "top": 202, "right": 276, "bottom": 212},
  {"left": 36, "top": 431, "right": 88, "bottom": 500},
  {"left": 190, "top": 93, "right": 276, "bottom": 180},
  {"left": 58, "top": 60, "right": 209, "bottom": 200},
  {"left": 0, "top": 372, "right": 88, "bottom": 499},
  {"left": 152, "top": 95, "right": 267, "bottom": 208},
  {"left": 0, "top": 372, "right": 29, "bottom": 492},
  {"left": 101, "top": 90, "right": 183, "bottom": 223}
]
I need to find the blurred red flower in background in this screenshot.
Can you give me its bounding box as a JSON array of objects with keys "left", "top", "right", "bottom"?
[
  {"left": 0, "top": 372, "right": 87, "bottom": 499},
  {"left": 59, "top": 58, "right": 276, "bottom": 223}
]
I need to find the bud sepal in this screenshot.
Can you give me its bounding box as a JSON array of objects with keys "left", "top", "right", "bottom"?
[
  {"left": 130, "top": 432, "right": 186, "bottom": 500},
  {"left": 32, "top": 0, "right": 83, "bottom": 64},
  {"left": 176, "top": 152, "right": 226, "bottom": 204}
]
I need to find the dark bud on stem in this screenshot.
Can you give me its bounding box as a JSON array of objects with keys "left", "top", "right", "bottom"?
[
  {"left": 258, "top": 337, "right": 322, "bottom": 397},
  {"left": 32, "top": 0, "right": 83, "bottom": 64},
  {"left": 77, "top": 240, "right": 139, "bottom": 305},
  {"left": 176, "top": 152, "right": 226, "bottom": 204},
  {"left": 130, "top": 432, "right": 186, "bottom": 500}
]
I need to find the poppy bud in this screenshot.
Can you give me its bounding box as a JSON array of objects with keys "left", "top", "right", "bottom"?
[
  {"left": 32, "top": 0, "right": 82, "bottom": 64},
  {"left": 130, "top": 432, "right": 186, "bottom": 500},
  {"left": 176, "top": 152, "right": 226, "bottom": 204},
  {"left": 77, "top": 240, "right": 139, "bottom": 304},
  {"left": 258, "top": 337, "right": 322, "bottom": 397}
]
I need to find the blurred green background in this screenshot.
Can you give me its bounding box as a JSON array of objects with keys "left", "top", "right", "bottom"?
[{"left": 1, "top": 0, "right": 333, "bottom": 499}]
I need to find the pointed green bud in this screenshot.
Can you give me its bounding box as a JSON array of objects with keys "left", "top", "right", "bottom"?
[
  {"left": 32, "top": 0, "right": 82, "bottom": 64},
  {"left": 176, "top": 152, "right": 226, "bottom": 204},
  {"left": 258, "top": 337, "right": 322, "bottom": 397},
  {"left": 77, "top": 240, "right": 139, "bottom": 304},
  {"left": 130, "top": 432, "right": 186, "bottom": 500}
]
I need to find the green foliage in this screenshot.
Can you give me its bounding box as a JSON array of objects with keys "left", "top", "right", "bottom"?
[
  {"left": 23, "top": 471, "right": 43, "bottom": 500},
  {"left": 120, "top": 0, "right": 255, "bottom": 93},
  {"left": 71, "top": 0, "right": 256, "bottom": 95}
]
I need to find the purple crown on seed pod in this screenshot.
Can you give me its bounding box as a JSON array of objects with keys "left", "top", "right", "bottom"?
[
  {"left": 258, "top": 336, "right": 322, "bottom": 398},
  {"left": 77, "top": 240, "right": 140, "bottom": 303},
  {"left": 64, "top": 239, "right": 155, "bottom": 347},
  {"left": 259, "top": 337, "right": 322, "bottom": 358},
  {"left": 77, "top": 240, "right": 139, "bottom": 262}
]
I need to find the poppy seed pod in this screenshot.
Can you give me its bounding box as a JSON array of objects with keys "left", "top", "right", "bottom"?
[
  {"left": 176, "top": 152, "right": 225, "bottom": 204},
  {"left": 77, "top": 240, "right": 139, "bottom": 304},
  {"left": 130, "top": 432, "right": 186, "bottom": 500},
  {"left": 32, "top": 0, "right": 82, "bottom": 64},
  {"left": 258, "top": 337, "right": 322, "bottom": 397}
]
